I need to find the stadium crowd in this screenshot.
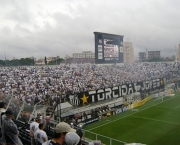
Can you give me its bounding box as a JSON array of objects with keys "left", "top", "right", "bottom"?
[
  {"left": 0, "top": 62, "right": 179, "bottom": 145},
  {"left": 0, "top": 102, "right": 85, "bottom": 145},
  {"left": 0, "top": 62, "right": 179, "bottom": 106}
]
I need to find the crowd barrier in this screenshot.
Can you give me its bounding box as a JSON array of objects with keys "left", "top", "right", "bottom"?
[{"left": 82, "top": 129, "right": 127, "bottom": 145}]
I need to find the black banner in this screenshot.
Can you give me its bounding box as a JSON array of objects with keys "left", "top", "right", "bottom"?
[{"left": 68, "top": 78, "right": 166, "bottom": 106}]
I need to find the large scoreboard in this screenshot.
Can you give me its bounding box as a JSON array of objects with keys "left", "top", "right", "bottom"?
[{"left": 94, "top": 32, "right": 124, "bottom": 64}]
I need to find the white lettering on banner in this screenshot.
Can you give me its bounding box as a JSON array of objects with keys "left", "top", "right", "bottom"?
[
  {"left": 144, "top": 81, "right": 147, "bottom": 90},
  {"left": 145, "top": 81, "right": 150, "bottom": 90},
  {"left": 153, "top": 80, "right": 156, "bottom": 88},
  {"left": 156, "top": 79, "right": 160, "bottom": 87},
  {"left": 112, "top": 87, "right": 118, "bottom": 98},
  {"left": 97, "top": 89, "right": 105, "bottom": 101},
  {"left": 149, "top": 80, "right": 153, "bottom": 89},
  {"left": 128, "top": 84, "right": 134, "bottom": 94},
  {"left": 121, "top": 85, "right": 127, "bottom": 96},
  {"left": 134, "top": 83, "right": 141, "bottom": 92},
  {"left": 89, "top": 91, "right": 96, "bottom": 102},
  {"left": 142, "top": 79, "right": 162, "bottom": 90},
  {"left": 118, "top": 86, "right": 122, "bottom": 97},
  {"left": 105, "top": 88, "right": 112, "bottom": 99},
  {"left": 85, "top": 78, "right": 165, "bottom": 104},
  {"left": 134, "top": 83, "right": 138, "bottom": 92}
]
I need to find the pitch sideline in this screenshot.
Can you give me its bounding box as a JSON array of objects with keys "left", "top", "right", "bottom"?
[{"left": 88, "top": 96, "right": 177, "bottom": 131}]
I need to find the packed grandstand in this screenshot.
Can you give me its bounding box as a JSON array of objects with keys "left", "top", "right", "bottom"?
[{"left": 0, "top": 62, "right": 180, "bottom": 145}]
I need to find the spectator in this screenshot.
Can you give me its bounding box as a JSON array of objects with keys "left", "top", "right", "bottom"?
[
  {"left": 65, "top": 132, "right": 80, "bottom": 145},
  {"left": 45, "top": 116, "right": 51, "bottom": 131},
  {"left": 0, "top": 109, "right": 23, "bottom": 145},
  {"left": 30, "top": 117, "right": 41, "bottom": 145},
  {"left": 0, "top": 62, "right": 180, "bottom": 106},
  {"left": 0, "top": 102, "right": 6, "bottom": 129},
  {"left": 42, "top": 122, "right": 76, "bottom": 145},
  {"left": 34, "top": 123, "right": 48, "bottom": 145},
  {"left": 76, "top": 125, "right": 83, "bottom": 145},
  {"left": 83, "top": 112, "right": 87, "bottom": 121}
]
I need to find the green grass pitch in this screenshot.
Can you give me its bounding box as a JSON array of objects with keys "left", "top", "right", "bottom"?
[{"left": 83, "top": 92, "right": 180, "bottom": 145}]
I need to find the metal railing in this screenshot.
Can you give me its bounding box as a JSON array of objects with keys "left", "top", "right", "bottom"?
[{"left": 82, "top": 129, "right": 127, "bottom": 145}]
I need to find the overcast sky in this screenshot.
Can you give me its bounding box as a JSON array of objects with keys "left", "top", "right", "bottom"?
[{"left": 0, "top": 0, "right": 180, "bottom": 60}]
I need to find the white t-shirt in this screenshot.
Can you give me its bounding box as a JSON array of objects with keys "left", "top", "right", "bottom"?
[
  {"left": 34, "top": 129, "right": 48, "bottom": 144},
  {"left": 30, "top": 122, "right": 39, "bottom": 135},
  {"left": 0, "top": 108, "right": 6, "bottom": 128}
]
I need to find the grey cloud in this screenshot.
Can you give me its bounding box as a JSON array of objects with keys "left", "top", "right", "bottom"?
[
  {"left": 0, "top": 0, "right": 180, "bottom": 60},
  {"left": 5, "top": 10, "right": 32, "bottom": 24}
]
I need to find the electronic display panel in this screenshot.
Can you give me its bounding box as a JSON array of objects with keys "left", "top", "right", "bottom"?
[{"left": 94, "top": 32, "right": 124, "bottom": 64}]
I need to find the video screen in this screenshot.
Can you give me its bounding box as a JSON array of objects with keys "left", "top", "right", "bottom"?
[
  {"left": 104, "top": 39, "right": 119, "bottom": 58},
  {"left": 94, "top": 32, "right": 124, "bottom": 64}
]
